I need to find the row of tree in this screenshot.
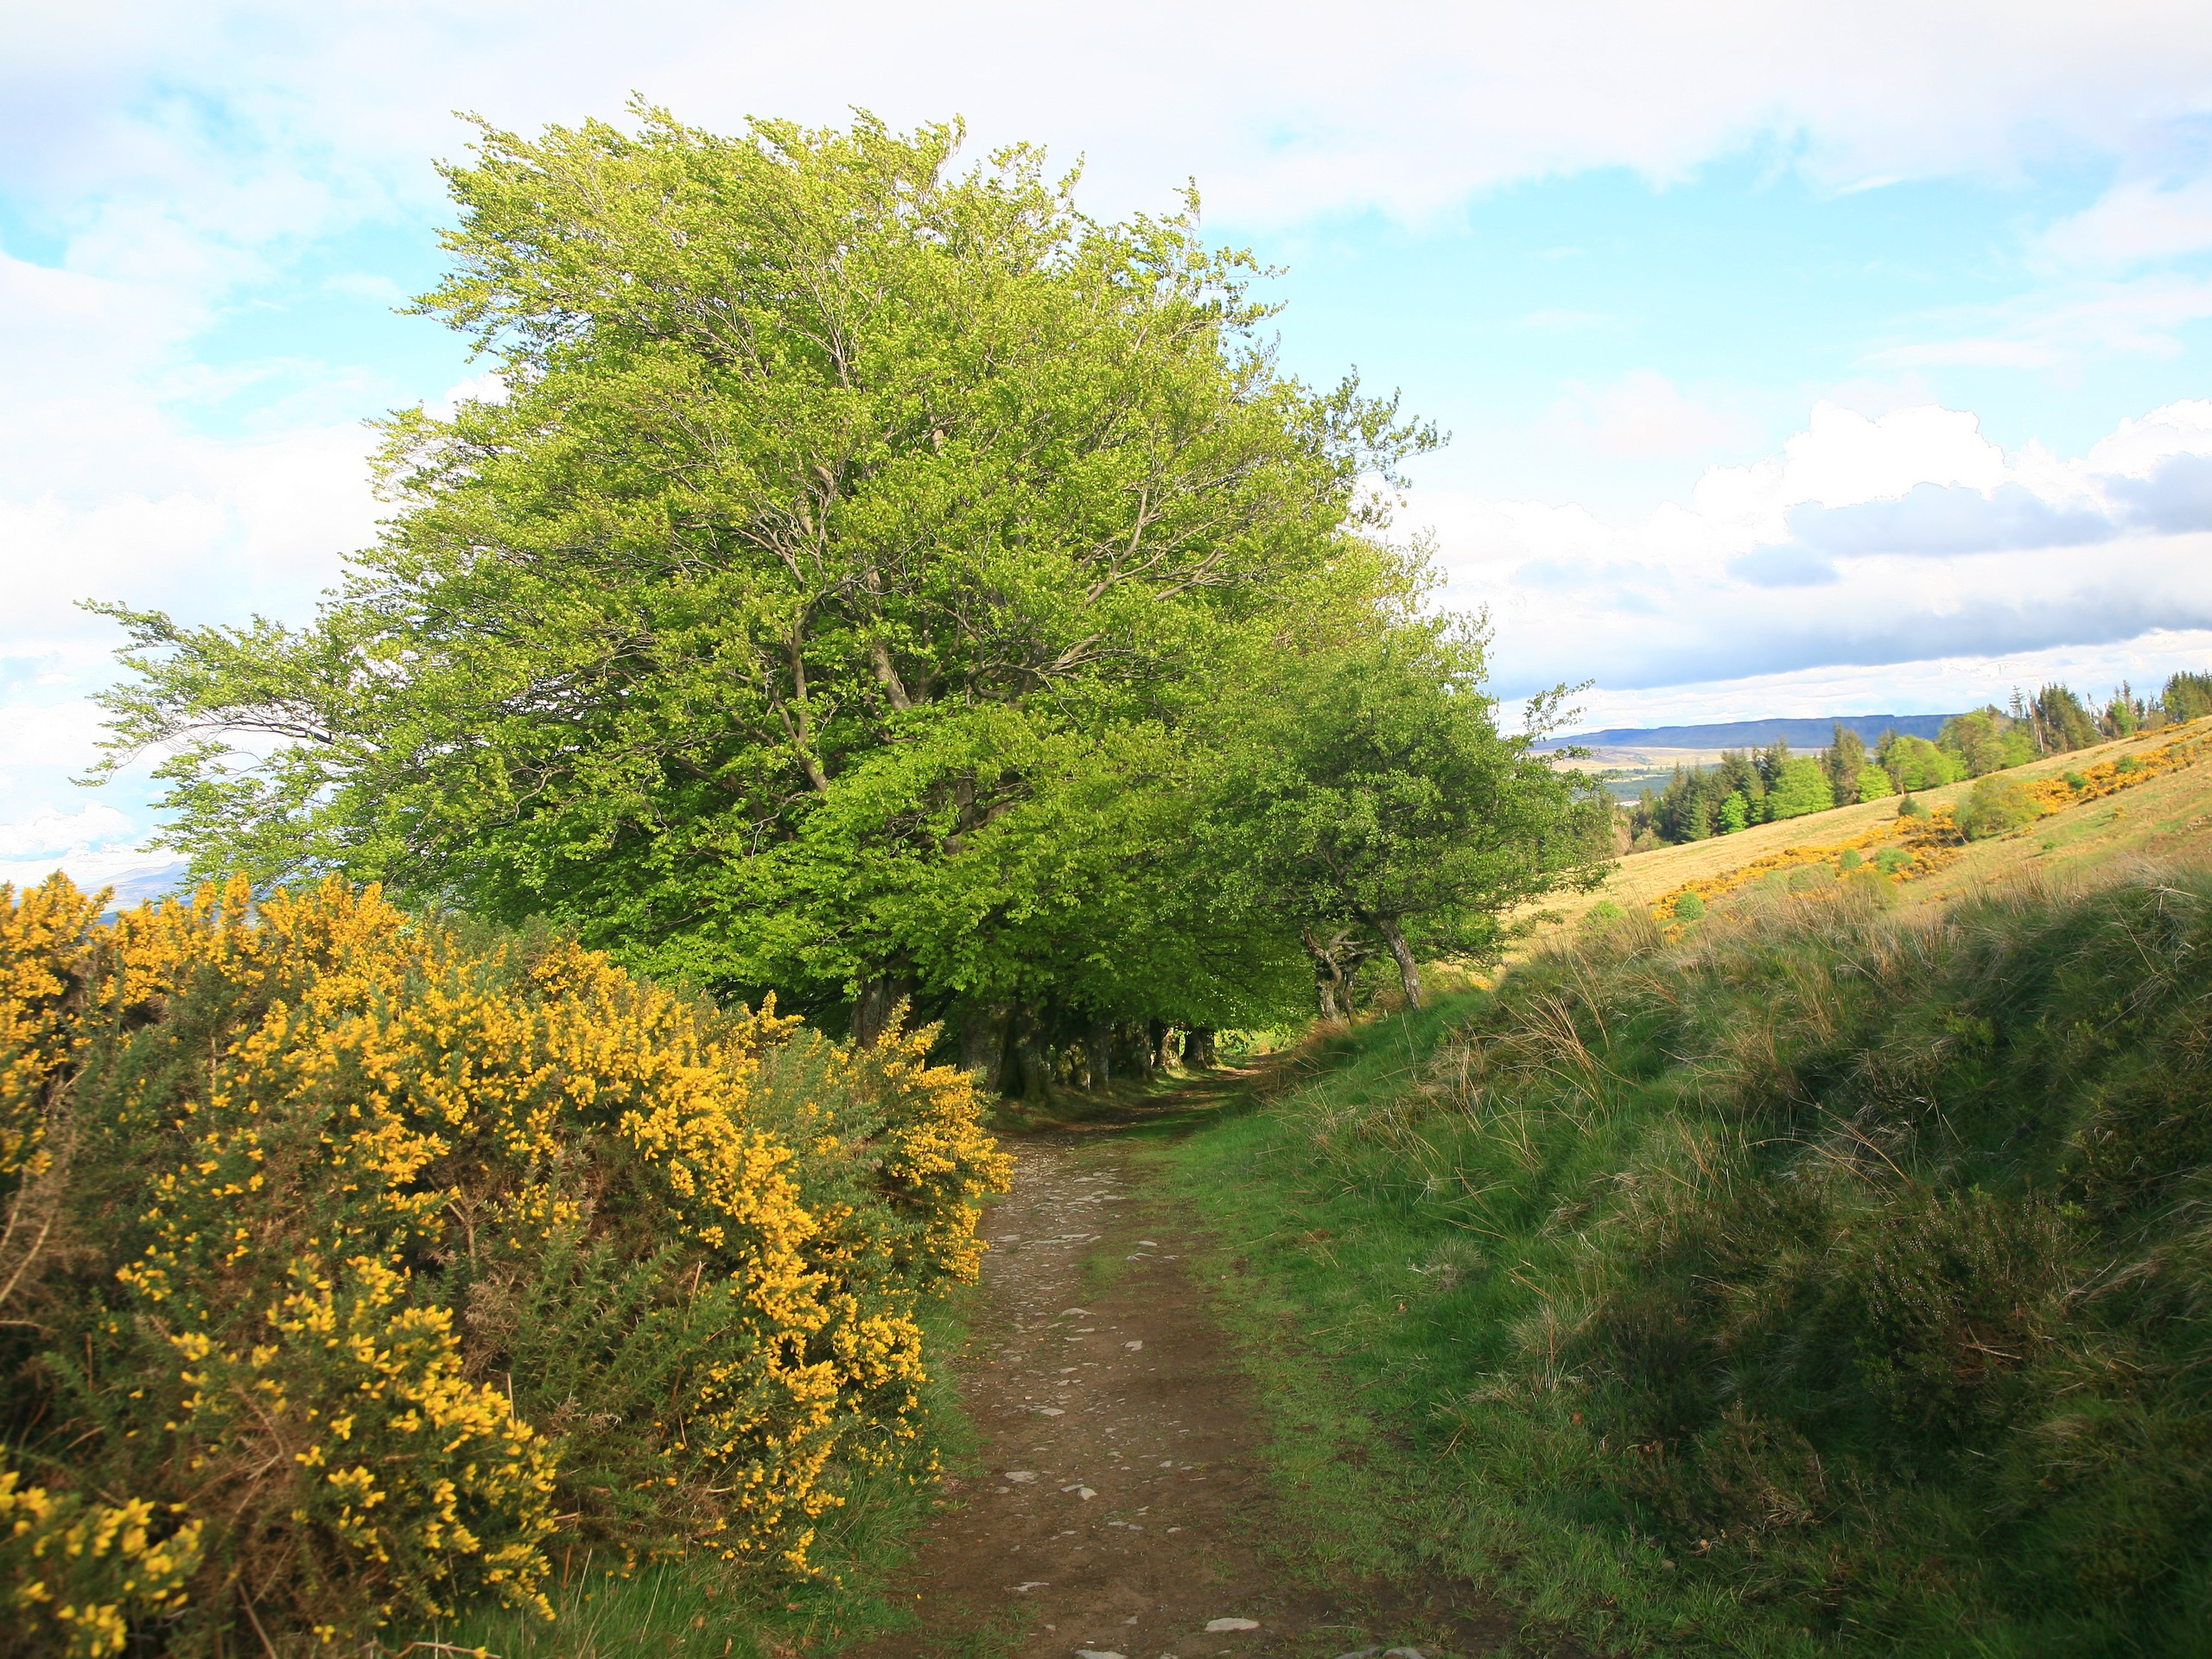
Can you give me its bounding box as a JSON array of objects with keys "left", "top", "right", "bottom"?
[
  {"left": 1630, "top": 671, "right": 2211, "bottom": 846},
  {"left": 88, "top": 108, "right": 1611, "bottom": 1091}
]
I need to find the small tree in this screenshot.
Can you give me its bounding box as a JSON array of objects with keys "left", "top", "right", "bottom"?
[
  {"left": 2029, "top": 683, "right": 2101, "bottom": 753},
  {"left": 1823, "top": 722, "right": 1868, "bottom": 803},
  {"left": 2164, "top": 671, "right": 2212, "bottom": 724},
  {"left": 1765, "top": 756, "right": 1835, "bottom": 820},
  {"left": 1217, "top": 620, "right": 1607, "bottom": 1007},
  {"left": 1957, "top": 776, "right": 2040, "bottom": 840},
  {"left": 1937, "top": 709, "right": 2011, "bottom": 778},
  {"left": 1682, "top": 791, "right": 1715, "bottom": 842},
  {"left": 1883, "top": 734, "right": 1962, "bottom": 791},
  {"left": 1755, "top": 739, "right": 1794, "bottom": 798},
  {"left": 1713, "top": 749, "right": 1764, "bottom": 819}
]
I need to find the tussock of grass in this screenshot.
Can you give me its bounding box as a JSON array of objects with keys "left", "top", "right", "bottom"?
[{"left": 1172, "top": 866, "right": 2212, "bottom": 1656}]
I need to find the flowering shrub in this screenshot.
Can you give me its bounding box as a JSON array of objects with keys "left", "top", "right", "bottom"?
[
  {"left": 0, "top": 875, "right": 1007, "bottom": 1654},
  {"left": 1, "top": 1454, "right": 200, "bottom": 1659}
]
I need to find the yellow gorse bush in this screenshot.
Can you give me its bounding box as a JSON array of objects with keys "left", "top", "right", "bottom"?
[
  {"left": 0, "top": 874, "right": 1007, "bottom": 1655},
  {"left": 1, "top": 1456, "right": 201, "bottom": 1659}
]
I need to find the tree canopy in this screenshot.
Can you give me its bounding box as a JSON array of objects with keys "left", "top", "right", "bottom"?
[
  {"left": 89, "top": 106, "right": 1602, "bottom": 1073},
  {"left": 1207, "top": 617, "right": 1605, "bottom": 1010}
]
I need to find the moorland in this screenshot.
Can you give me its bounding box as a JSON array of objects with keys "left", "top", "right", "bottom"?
[{"left": 5, "top": 105, "right": 2210, "bottom": 1659}]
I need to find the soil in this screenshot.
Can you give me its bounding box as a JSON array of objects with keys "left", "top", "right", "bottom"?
[{"left": 848, "top": 1092, "right": 1522, "bottom": 1659}]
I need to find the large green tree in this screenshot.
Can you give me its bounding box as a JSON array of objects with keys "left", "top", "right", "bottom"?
[{"left": 90, "top": 107, "right": 1431, "bottom": 1044}]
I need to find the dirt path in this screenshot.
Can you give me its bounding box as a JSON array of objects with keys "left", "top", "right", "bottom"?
[{"left": 849, "top": 1116, "right": 1510, "bottom": 1659}]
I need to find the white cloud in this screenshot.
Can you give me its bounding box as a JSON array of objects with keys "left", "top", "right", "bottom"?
[
  {"left": 1771, "top": 403, "right": 2008, "bottom": 508},
  {"left": 7, "top": 0, "right": 2212, "bottom": 258},
  {"left": 0, "top": 423, "right": 378, "bottom": 656},
  {"left": 1870, "top": 274, "right": 2212, "bottom": 371},
  {"left": 1418, "top": 397, "right": 2212, "bottom": 699},
  {"left": 2086, "top": 397, "right": 2212, "bottom": 474},
  {"left": 1540, "top": 372, "right": 1758, "bottom": 461},
  {"left": 0, "top": 803, "right": 132, "bottom": 861},
  {"left": 1784, "top": 483, "right": 2114, "bottom": 562},
  {"left": 1562, "top": 628, "right": 2212, "bottom": 728},
  {"left": 0, "top": 702, "right": 113, "bottom": 771},
  {"left": 2044, "top": 177, "right": 2212, "bottom": 270}
]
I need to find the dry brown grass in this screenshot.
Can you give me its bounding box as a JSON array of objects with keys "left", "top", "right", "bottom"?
[{"left": 1520, "top": 715, "right": 2212, "bottom": 949}]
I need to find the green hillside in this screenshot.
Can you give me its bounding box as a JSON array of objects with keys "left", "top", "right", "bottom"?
[
  {"left": 1525, "top": 715, "right": 2212, "bottom": 945},
  {"left": 1171, "top": 826, "right": 2212, "bottom": 1656}
]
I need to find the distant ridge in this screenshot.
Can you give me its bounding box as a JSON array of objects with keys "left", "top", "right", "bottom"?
[{"left": 1537, "top": 714, "right": 1960, "bottom": 751}]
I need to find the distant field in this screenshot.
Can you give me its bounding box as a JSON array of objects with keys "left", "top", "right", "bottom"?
[
  {"left": 1539, "top": 712, "right": 1957, "bottom": 751},
  {"left": 1552, "top": 749, "right": 1738, "bottom": 804},
  {"left": 1548, "top": 746, "right": 1738, "bottom": 772},
  {"left": 1524, "top": 715, "right": 2212, "bottom": 943}
]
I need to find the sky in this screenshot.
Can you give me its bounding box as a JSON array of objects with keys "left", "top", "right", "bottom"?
[{"left": 6, "top": 0, "right": 2212, "bottom": 893}]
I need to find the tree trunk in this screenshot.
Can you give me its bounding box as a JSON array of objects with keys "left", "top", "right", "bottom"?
[
  {"left": 1116, "top": 1022, "right": 1154, "bottom": 1081},
  {"left": 1303, "top": 925, "right": 1374, "bottom": 1024},
  {"left": 1147, "top": 1020, "right": 1173, "bottom": 1071},
  {"left": 851, "top": 972, "right": 913, "bottom": 1047},
  {"left": 1313, "top": 963, "right": 1343, "bottom": 1022},
  {"left": 1376, "top": 917, "right": 1424, "bottom": 1009},
  {"left": 1184, "top": 1027, "right": 1217, "bottom": 1068},
  {"left": 1084, "top": 1017, "right": 1114, "bottom": 1092},
  {"left": 1302, "top": 925, "right": 1347, "bottom": 1021},
  {"left": 959, "top": 1006, "right": 1007, "bottom": 1092},
  {"left": 1009, "top": 1005, "right": 1052, "bottom": 1101}
]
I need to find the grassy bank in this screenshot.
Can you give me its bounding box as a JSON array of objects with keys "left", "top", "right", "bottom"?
[{"left": 1167, "top": 865, "right": 2212, "bottom": 1656}]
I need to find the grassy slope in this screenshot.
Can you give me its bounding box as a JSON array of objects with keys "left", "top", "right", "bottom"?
[
  {"left": 1166, "top": 762, "right": 2212, "bottom": 1658},
  {"left": 1528, "top": 716, "right": 2212, "bottom": 938}
]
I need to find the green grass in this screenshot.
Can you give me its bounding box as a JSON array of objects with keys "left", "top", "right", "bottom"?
[{"left": 1166, "top": 868, "right": 2212, "bottom": 1656}]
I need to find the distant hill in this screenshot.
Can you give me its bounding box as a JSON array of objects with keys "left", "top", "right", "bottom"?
[
  {"left": 1536, "top": 713, "right": 1959, "bottom": 752},
  {"left": 1520, "top": 717, "right": 2212, "bottom": 939}
]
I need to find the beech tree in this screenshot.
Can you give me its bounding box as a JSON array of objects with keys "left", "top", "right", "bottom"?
[
  {"left": 88, "top": 106, "right": 1431, "bottom": 1047},
  {"left": 1209, "top": 614, "right": 1608, "bottom": 1011}
]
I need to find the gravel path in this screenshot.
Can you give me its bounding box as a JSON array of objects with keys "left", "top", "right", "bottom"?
[{"left": 848, "top": 1128, "right": 1507, "bottom": 1659}]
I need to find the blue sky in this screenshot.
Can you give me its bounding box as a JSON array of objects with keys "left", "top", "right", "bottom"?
[{"left": 5, "top": 0, "right": 2212, "bottom": 891}]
